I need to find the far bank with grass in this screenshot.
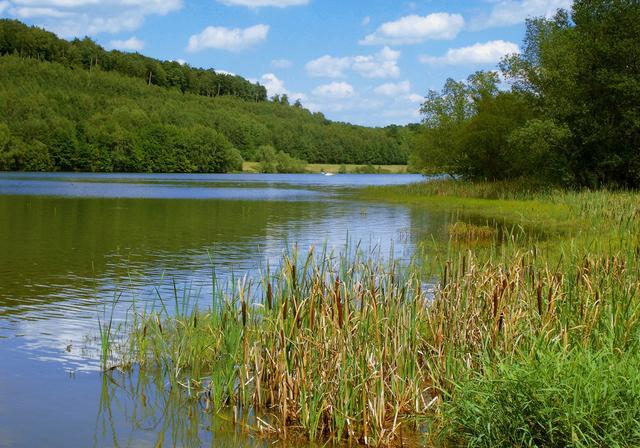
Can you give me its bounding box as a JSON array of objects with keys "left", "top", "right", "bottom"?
[{"left": 243, "top": 161, "right": 410, "bottom": 174}]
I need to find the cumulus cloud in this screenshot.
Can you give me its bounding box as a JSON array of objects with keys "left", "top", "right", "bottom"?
[
  {"left": 3, "top": 0, "right": 182, "bottom": 37},
  {"left": 305, "top": 55, "right": 352, "bottom": 78},
  {"left": 109, "top": 36, "right": 144, "bottom": 52},
  {"left": 259, "top": 73, "right": 306, "bottom": 101},
  {"left": 305, "top": 46, "right": 401, "bottom": 79},
  {"left": 474, "top": 0, "right": 571, "bottom": 28},
  {"left": 312, "top": 82, "right": 355, "bottom": 99},
  {"left": 352, "top": 46, "right": 400, "bottom": 78},
  {"left": 420, "top": 40, "right": 520, "bottom": 65},
  {"left": 360, "top": 13, "right": 464, "bottom": 46},
  {"left": 187, "top": 24, "right": 269, "bottom": 52},
  {"left": 374, "top": 80, "right": 411, "bottom": 96},
  {"left": 271, "top": 58, "right": 293, "bottom": 69},
  {"left": 405, "top": 93, "right": 424, "bottom": 103},
  {"left": 218, "top": 0, "right": 308, "bottom": 7}
]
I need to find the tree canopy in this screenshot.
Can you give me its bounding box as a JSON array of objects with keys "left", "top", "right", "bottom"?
[{"left": 412, "top": 0, "right": 640, "bottom": 188}]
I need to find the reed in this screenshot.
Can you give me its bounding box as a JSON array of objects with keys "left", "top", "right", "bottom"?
[{"left": 105, "top": 183, "right": 640, "bottom": 446}]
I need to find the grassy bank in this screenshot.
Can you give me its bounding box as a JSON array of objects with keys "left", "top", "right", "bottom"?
[
  {"left": 104, "top": 180, "right": 640, "bottom": 446},
  {"left": 242, "top": 161, "right": 409, "bottom": 174}
]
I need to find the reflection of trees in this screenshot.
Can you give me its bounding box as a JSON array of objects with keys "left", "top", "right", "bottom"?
[{"left": 0, "top": 196, "right": 321, "bottom": 316}]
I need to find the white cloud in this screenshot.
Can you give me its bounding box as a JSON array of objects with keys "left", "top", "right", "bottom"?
[
  {"left": 476, "top": 0, "right": 571, "bottom": 28},
  {"left": 9, "top": 6, "right": 70, "bottom": 18},
  {"left": 374, "top": 80, "right": 411, "bottom": 96},
  {"left": 216, "top": 69, "right": 236, "bottom": 76},
  {"left": 312, "top": 82, "right": 355, "bottom": 99},
  {"left": 109, "top": 36, "right": 144, "bottom": 52},
  {"left": 305, "top": 55, "right": 352, "bottom": 78},
  {"left": 217, "top": 0, "right": 308, "bottom": 7},
  {"left": 362, "top": 16, "right": 371, "bottom": 26},
  {"left": 304, "top": 79, "right": 424, "bottom": 126},
  {"left": 405, "top": 93, "right": 424, "bottom": 103},
  {"left": 259, "top": 73, "right": 306, "bottom": 101},
  {"left": 360, "top": 13, "right": 464, "bottom": 45},
  {"left": 271, "top": 58, "right": 293, "bottom": 69},
  {"left": 352, "top": 46, "right": 400, "bottom": 78},
  {"left": 187, "top": 24, "right": 269, "bottom": 52},
  {"left": 3, "top": 0, "right": 182, "bottom": 37},
  {"left": 305, "top": 46, "right": 401, "bottom": 79},
  {"left": 420, "top": 40, "right": 520, "bottom": 65}
]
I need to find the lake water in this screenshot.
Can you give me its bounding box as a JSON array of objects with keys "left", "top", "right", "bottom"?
[{"left": 0, "top": 172, "right": 451, "bottom": 447}]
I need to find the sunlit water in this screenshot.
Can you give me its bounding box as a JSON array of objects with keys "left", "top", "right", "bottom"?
[{"left": 0, "top": 172, "right": 452, "bottom": 447}]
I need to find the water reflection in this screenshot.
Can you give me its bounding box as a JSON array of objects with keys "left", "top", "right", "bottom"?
[
  {"left": 0, "top": 172, "right": 445, "bottom": 447},
  {"left": 96, "top": 367, "right": 329, "bottom": 448}
]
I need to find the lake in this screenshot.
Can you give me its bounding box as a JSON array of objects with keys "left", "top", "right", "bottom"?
[{"left": 0, "top": 172, "right": 451, "bottom": 447}]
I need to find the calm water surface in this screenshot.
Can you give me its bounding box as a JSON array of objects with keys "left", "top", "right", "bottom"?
[{"left": 0, "top": 172, "right": 452, "bottom": 447}]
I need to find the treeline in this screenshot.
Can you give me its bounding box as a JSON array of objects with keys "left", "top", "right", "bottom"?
[
  {"left": 0, "top": 19, "right": 267, "bottom": 102},
  {"left": 412, "top": 0, "right": 640, "bottom": 188},
  {"left": 0, "top": 56, "right": 411, "bottom": 172}
]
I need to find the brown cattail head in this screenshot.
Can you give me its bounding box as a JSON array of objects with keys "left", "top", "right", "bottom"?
[
  {"left": 334, "top": 277, "right": 343, "bottom": 329},
  {"left": 267, "top": 282, "right": 273, "bottom": 311}
]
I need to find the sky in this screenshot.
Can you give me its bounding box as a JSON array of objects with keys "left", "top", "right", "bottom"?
[{"left": 0, "top": 0, "right": 571, "bottom": 127}]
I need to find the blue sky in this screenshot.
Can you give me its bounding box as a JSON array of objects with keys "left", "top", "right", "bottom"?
[{"left": 0, "top": 0, "right": 571, "bottom": 126}]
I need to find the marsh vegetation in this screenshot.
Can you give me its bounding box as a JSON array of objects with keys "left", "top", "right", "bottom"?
[{"left": 103, "top": 180, "right": 640, "bottom": 446}]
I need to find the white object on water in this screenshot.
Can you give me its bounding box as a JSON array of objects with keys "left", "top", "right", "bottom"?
[{"left": 323, "top": 172, "right": 335, "bottom": 176}]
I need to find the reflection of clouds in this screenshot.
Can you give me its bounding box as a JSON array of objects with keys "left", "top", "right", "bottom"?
[
  {"left": 262, "top": 200, "right": 415, "bottom": 268},
  {"left": 5, "top": 200, "right": 421, "bottom": 373},
  {"left": 0, "top": 174, "right": 435, "bottom": 376}
]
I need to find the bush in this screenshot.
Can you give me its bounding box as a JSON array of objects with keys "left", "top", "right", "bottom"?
[
  {"left": 257, "top": 145, "right": 307, "bottom": 173},
  {"left": 439, "top": 349, "right": 640, "bottom": 447}
]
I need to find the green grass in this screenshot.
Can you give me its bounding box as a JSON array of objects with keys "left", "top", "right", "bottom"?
[
  {"left": 105, "top": 180, "right": 640, "bottom": 446},
  {"left": 440, "top": 349, "right": 640, "bottom": 447}
]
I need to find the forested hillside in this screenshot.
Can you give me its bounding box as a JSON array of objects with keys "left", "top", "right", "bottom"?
[
  {"left": 0, "top": 20, "right": 412, "bottom": 173},
  {"left": 0, "top": 19, "right": 267, "bottom": 102}
]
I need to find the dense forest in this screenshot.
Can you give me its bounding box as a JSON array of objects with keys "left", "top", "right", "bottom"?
[
  {"left": 0, "top": 20, "right": 413, "bottom": 173},
  {"left": 0, "top": 19, "right": 267, "bottom": 102},
  {"left": 412, "top": 0, "right": 640, "bottom": 188}
]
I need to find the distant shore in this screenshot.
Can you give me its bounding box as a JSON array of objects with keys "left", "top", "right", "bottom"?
[{"left": 242, "top": 161, "right": 410, "bottom": 174}]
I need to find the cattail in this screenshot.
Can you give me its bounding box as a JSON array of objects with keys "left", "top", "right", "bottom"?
[
  {"left": 267, "top": 282, "right": 273, "bottom": 311},
  {"left": 241, "top": 300, "right": 247, "bottom": 327},
  {"left": 335, "top": 277, "right": 343, "bottom": 329},
  {"left": 536, "top": 283, "right": 543, "bottom": 316},
  {"left": 291, "top": 263, "right": 297, "bottom": 292}
]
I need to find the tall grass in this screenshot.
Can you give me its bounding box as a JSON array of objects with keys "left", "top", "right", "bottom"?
[{"left": 105, "top": 183, "right": 640, "bottom": 446}]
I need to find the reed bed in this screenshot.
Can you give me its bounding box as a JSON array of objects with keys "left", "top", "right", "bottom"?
[{"left": 105, "top": 185, "right": 640, "bottom": 446}]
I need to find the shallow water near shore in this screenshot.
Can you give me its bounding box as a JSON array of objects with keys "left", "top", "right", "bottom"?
[{"left": 0, "top": 172, "right": 449, "bottom": 447}]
